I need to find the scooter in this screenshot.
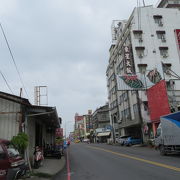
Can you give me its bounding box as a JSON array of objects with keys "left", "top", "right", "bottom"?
[{"left": 34, "top": 146, "right": 44, "bottom": 169}]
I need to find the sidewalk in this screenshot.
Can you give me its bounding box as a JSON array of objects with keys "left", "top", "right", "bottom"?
[{"left": 29, "top": 156, "right": 66, "bottom": 180}]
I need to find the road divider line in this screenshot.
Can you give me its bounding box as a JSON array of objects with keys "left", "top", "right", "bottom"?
[{"left": 87, "top": 146, "right": 180, "bottom": 172}]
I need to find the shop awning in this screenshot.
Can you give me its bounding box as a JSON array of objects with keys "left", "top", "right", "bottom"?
[{"left": 97, "top": 132, "right": 111, "bottom": 137}]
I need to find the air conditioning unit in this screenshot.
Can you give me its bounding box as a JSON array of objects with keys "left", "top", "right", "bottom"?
[
  {"left": 165, "top": 69, "right": 171, "bottom": 76},
  {"left": 161, "top": 37, "right": 166, "bottom": 42},
  {"left": 139, "top": 38, "right": 143, "bottom": 43},
  {"left": 158, "top": 21, "right": 163, "bottom": 26},
  {"left": 163, "top": 54, "right": 168, "bottom": 58},
  {"left": 139, "top": 54, "right": 143, "bottom": 58}
]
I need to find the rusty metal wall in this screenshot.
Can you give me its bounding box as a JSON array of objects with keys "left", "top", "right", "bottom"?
[{"left": 0, "top": 98, "right": 21, "bottom": 140}]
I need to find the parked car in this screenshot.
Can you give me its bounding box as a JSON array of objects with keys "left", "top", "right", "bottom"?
[
  {"left": 124, "top": 137, "right": 142, "bottom": 146},
  {"left": 118, "top": 136, "right": 130, "bottom": 146},
  {"left": 83, "top": 139, "right": 90, "bottom": 143},
  {"left": 0, "top": 139, "right": 28, "bottom": 180}
]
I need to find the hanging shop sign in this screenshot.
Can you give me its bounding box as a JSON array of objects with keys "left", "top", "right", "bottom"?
[
  {"left": 120, "top": 75, "right": 144, "bottom": 88},
  {"left": 124, "top": 46, "right": 133, "bottom": 74}
]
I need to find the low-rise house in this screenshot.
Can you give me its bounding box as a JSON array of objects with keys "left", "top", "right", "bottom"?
[{"left": 0, "top": 91, "right": 61, "bottom": 164}]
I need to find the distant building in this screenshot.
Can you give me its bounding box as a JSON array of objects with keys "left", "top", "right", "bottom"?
[
  {"left": 74, "top": 113, "right": 84, "bottom": 139},
  {"left": 92, "top": 104, "right": 110, "bottom": 130},
  {"left": 92, "top": 104, "right": 111, "bottom": 143}
]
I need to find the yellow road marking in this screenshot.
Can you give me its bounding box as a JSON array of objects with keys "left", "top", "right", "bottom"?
[{"left": 87, "top": 146, "right": 180, "bottom": 172}]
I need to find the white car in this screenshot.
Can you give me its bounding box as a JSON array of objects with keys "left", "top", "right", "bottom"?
[{"left": 83, "top": 139, "right": 90, "bottom": 143}]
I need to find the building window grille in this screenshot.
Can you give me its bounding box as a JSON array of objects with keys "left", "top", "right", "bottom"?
[
  {"left": 153, "top": 15, "right": 163, "bottom": 26},
  {"left": 133, "top": 104, "right": 138, "bottom": 114},
  {"left": 135, "top": 46, "right": 145, "bottom": 58},
  {"left": 159, "top": 47, "right": 168, "bottom": 58},
  {"left": 133, "top": 30, "right": 143, "bottom": 42},
  {"left": 138, "top": 64, "right": 147, "bottom": 74},
  {"left": 156, "top": 31, "right": 166, "bottom": 42}
]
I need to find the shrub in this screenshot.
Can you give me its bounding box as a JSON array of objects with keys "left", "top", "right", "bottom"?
[{"left": 11, "top": 132, "right": 28, "bottom": 154}]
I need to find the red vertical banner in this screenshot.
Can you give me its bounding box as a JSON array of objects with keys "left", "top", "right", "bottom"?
[
  {"left": 175, "top": 29, "right": 180, "bottom": 51},
  {"left": 56, "top": 128, "right": 63, "bottom": 137},
  {"left": 147, "top": 80, "right": 170, "bottom": 122}
]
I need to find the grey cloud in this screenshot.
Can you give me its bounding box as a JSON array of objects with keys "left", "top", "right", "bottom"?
[{"left": 0, "top": 0, "right": 157, "bottom": 134}]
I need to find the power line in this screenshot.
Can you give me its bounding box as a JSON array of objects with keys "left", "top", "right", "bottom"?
[
  {"left": 0, "top": 70, "right": 14, "bottom": 94},
  {"left": 0, "top": 22, "right": 29, "bottom": 99}
]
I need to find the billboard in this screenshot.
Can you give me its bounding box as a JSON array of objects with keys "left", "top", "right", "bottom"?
[
  {"left": 116, "top": 73, "right": 149, "bottom": 91},
  {"left": 116, "top": 68, "right": 163, "bottom": 91},
  {"left": 147, "top": 80, "right": 170, "bottom": 122}
]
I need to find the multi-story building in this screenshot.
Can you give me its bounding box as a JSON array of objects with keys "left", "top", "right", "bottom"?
[
  {"left": 83, "top": 110, "right": 93, "bottom": 137},
  {"left": 74, "top": 111, "right": 93, "bottom": 140},
  {"left": 74, "top": 113, "right": 84, "bottom": 139},
  {"left": 106, "top": 2, "right": 180, "bottom": 142},
  {"left": 92, "top": 104, "right": 111, "bottom": 143},
  {"left": 92, "top": 104, "right": 110, "bottom": 129}
]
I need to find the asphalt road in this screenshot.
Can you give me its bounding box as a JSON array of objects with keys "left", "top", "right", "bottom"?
[{"left": 53, "top": 143, "right": 180, "bottom": 180}]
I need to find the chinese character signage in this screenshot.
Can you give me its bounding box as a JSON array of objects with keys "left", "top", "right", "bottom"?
[
  {"left": 175, "top": 29, "right": 180, "bottom": 51},
  {"left": 124, "top": 46, "right": 133, "bottom": 74}
]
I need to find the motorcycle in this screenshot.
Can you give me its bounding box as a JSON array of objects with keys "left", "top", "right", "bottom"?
[{"left": 34, "top": 146, "right": 44, "bottom": 169}]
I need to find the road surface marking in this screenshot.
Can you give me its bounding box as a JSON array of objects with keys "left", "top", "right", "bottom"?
[
  {"left": 66, "top": 148, "right": 71, "bottom": 180},
  {"left": 87, "top": 146, "right": 180, "bottom": 172}
]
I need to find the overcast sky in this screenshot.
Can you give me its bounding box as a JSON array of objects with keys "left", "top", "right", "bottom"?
[{"left": 0, "top": 0, "right": 157, "bottom": 135}]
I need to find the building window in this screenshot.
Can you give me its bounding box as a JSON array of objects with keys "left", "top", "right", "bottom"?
[
  {"left": 159, "top": 47, "right": 168, "bottom": 58},
  {"left": 125, "top": 108, "right": 131, "bottom": 119},
  {"left": 121, "top": 110, "right": 125, "bottom": 120},
  {"left": 156, "top": 31, "right": 166, "bottom": 42},
  {"left": 133, "top": 104, "right": 138, "bottom": 114},
  {"left": 123, "top": 92, "right": 128, "bottom": 101},
  {"left": 135, "top": 46, "right": 145, "bottom": 58},
  {"left": 133, "top": 30, "right": 143, "bottom": 42},
  {"left": 153, "top": 15, "right": 163, "bottom": 26},
  {"left": 138, "top": 64, "right": 147, "bottom": 74},
  {"left": 143, "top": 101, "right": 148, "bottom": 111}
]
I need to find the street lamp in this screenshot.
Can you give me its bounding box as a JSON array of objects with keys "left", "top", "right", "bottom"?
[{"left": 64, "top": 120, "right": 72, "bottom": 139}]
